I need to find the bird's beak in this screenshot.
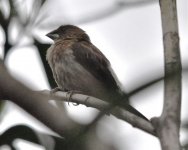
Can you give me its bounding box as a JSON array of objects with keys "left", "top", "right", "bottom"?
[{"left": 46, "top": 32, "right": 59, "bottom": 40}]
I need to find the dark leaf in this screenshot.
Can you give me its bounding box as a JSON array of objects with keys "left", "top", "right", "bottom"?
[
  {"left": 0, "top": 100, "right": 5, "bottom": 115},
  {"left": 34, "top": 39, "right": 57, "bottom": 89},
  {"left": 0, "top": 124, "right": 66, "bottom": 150},
  {"left": 4, "top": 35, "right": 12, "bottom": 59}
]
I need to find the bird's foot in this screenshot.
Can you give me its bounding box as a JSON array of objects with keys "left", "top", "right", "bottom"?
[
  {"left": 51, "top": 87, "right": 69, "bottom": 94},
  {"left": 66, "top": 90, "right": 82, "bottom": 106},
  {"left": 51, "top": 87, "right": 62, "bottom": 93}
]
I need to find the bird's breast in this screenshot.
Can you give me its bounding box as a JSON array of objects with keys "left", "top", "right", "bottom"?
[{"left": 47, "top": 47, "right": 107, "bottom": 98}]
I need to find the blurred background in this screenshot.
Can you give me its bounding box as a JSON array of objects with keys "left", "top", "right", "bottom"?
[{"left": 0, "top": 0, "right": 188, "bottom": 149}]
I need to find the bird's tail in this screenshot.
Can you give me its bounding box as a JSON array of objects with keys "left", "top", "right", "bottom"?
[
  {"left": 121, "top": 103, "right": 148, "bottom": 121},
  {"left": 105, "top": 91, "right": 148, "bottom": 121},
  {"left": 113, "top": 92, "right": 148, "bottom": 121}
]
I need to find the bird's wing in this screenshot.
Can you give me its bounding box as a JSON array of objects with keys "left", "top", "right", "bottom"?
[
  {"left": 71, "top": 42, "right": 149, "bottom": 121},
  {"left": 71, "top": 41, "right": 120, "bottom": 91}
]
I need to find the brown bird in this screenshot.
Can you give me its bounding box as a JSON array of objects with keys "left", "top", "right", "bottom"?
[{"left": 46, "top": 25, "right": 148, "bottom": 120}]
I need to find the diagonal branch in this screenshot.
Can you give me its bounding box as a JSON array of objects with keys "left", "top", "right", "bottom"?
[
  {"left": 128, "top": 76, "right": 164, "bottom": 96},
  {"left": 0, "top": 58, "right": 155, "bottom": 141},
  {"left": 0, "top": 59, "right": 81, "bottom": 139},
  {"left": 42, "top": 90, "right": 156, "bottom": 136},
  {"left": 76, "top": 0, "right": 157, "bottom": 24}
]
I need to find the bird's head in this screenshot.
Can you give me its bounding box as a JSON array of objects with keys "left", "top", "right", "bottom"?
[{"left": 46, "top": 25, "right": 90, "bottom": 42}]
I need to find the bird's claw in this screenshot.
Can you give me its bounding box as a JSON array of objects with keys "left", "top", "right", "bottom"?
[
  {"left": 66, "top": 90, "right": 81, "bottom": 106},
  {"left": 84, "top": 96, "right": 90, "bottom": 107},
  {"left": 50, "top": 87, "right": 63, "bottom": 94}
]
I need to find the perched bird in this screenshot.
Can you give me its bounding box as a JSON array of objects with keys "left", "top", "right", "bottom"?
[{"left": 46, "top": 25, "right": 147, "bottom": 120}]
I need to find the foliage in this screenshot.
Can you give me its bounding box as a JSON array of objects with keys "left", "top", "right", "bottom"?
[{"left": 0, "top": 0, "right": 58, "bottom": 149}]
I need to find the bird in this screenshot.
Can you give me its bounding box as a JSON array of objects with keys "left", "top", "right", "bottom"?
[{"left": 46, "top": 25, "right": 148, "bottom": 120}]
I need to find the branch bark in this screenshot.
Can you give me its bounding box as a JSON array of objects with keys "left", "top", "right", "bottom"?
[
  {"left": 0, "top": 59, "right": 156, "bottom": 138},
  {"left": 156, "top": 0, "right": 182, "bottom": 149},
  {"left": 0, "top": 59, "right": 81, "bottom": 139},
  {"left": 43, "top": 90, "right": 156, "bottom": 136}
]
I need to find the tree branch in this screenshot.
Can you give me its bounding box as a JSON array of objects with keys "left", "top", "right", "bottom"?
[
  {"left": 155, "top": 0, "right": 182, "bottom": 149},
  {"left": 0, "top": 59, "right": 81, "bottom": 139},
  {"left": 128, "top": 76, "right": 164, "bottom": 96},
  {"left": 42, "top": 90, "right": 156, "bottom": 136},
  {"left": 76, "top": 0, "right": 157, "bottom": 24},
  {"left": 0, "top": 58, "right": 156, "bottom": 141}
]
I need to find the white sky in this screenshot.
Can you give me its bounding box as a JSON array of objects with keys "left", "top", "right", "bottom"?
[{"left": 0, "top": 0, "right": 188, "bottom": 149}]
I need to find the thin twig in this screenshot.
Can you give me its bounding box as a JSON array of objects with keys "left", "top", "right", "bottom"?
[{"left": 128, "top": 77, "right": 164, "bottom": 96}]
